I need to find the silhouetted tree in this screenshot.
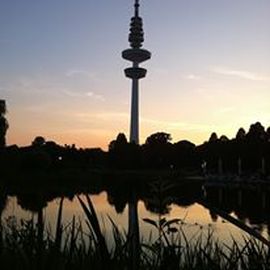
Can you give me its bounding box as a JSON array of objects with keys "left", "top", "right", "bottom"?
[
  {"left": 199, "top": 132, "right": 234, "bottom": 173},
  {"left": 84, "top": 148, "right": 108, "bottom": 168},
  {"left": 0, "top": 100, "right": 8, "bottom": 148},
  {"left": 266, "top": 127, "right": 270, "bottom": 142},
  {"left": 109, "top": 133, "right": 128, "bottom": 151},
  {"left": 32, "top": 136, "right": 46, "bottom": 147},
  {"left": 200, "top": 132, "right": 220, "bottom": 173},
  {"left": 231, "top": 128, "right": 246, "bottom": 173},
  {"left": 142, "top": 132, "right": 173, "bottom": 168},
  {"left": 243, "top": 122, "right": 267, "bottom": 172},
  {"left": 0, "top": 119, "right": 269, "bottom": 175},
  {"left": 172, "top": 140, "right": 197, "bottom": 170},
  {"left": 145, "top": 132, "right": 172, "bottom": 145},
  {"left": 220, "top": 135, "right": 229, "bottom": 142},
  {"left": 246, "top": 122, "right": 266, "bottom": 142},
  {"left": 209, "top": 132, "right": 218, "bottom": 142},
  {"left": 21, "top": 148, "right": 52, "bottom": 170},
  {"left": 109, "top": 133, "right": 140, "bottom": 169},
  {"left": 236, "top": 128, "right": 246, "bottom": 141},
  {"left": 218, "top": 135, "right": 235, "bottom": 173}
]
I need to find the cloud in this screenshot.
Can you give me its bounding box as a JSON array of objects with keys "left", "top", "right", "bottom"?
[
  {"left": 1, "top": 74, "right": 106, "bottom": 106},
  {"left": 185, "top": 74, "right": 201, "bottom": 80},
  {"left": 95, "top": 112, "right": 128, "bottom": 121},
  {"left": 86, "top": 91, "right": 105, "bottom": 101},
  {"left": 62, "top": 90, "right": 105, "bottom": 101},
  {"left": 139, "top": 117, "right": 213, "bottom": 133},
  {"left": 73, "top": 111, "right": 214, "bottom": 134},
  {"left": 61, "top": 90, "right": 83, "bottom": 97},
  {"left": 212, "top": 66, "right": 270, "bottom": 81}
]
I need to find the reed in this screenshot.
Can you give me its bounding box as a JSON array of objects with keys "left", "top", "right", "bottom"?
[{"left": 0, "top": 198, "right": 269, "bottom": 269}]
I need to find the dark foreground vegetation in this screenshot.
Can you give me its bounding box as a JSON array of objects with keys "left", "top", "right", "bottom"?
[
  {"left": 0, "top": 122, "right": 270, "bottom": 177},
  {"left": 0, "top": 194, "right": 270, "bottom": 270},
  {"left": 0, "top": 177, "right": 269, "bottom": 269}
]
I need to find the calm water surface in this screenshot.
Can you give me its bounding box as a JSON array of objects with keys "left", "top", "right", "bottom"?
[{"left": 2, "top": 180, "right": 270, "bottom": 246}]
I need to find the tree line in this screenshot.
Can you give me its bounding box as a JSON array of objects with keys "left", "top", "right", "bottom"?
[{"left": 0, "top": 119, "right": 270, "bottom": 176}]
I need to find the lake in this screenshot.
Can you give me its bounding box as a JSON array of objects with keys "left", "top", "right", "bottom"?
[{"left": 1, "top": 175, "right": 270, "bottom": 246}]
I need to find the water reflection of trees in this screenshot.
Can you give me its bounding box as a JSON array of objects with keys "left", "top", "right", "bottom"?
[
  {"left": 1, "top": 177, "right": 270, "bottom": 231},
  {"left": 205, "top": 185, "right": 270, "bottom": 232}
]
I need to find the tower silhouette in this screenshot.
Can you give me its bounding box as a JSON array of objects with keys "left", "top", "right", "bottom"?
[{"left": 122, "top": 0, "right": 151, "bottom": 144}]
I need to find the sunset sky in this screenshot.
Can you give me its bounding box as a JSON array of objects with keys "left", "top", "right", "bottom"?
[{"left": 1, "top": 0, "right": 270, "bottom": 149}]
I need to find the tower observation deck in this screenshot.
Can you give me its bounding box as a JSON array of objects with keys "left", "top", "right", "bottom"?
[{"left": 122, "top": 0, "right": 151, "bottom": 144}]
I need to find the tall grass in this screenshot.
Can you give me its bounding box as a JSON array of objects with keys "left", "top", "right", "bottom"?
[{"left": 0, "top": 196, "right": 269, "bottom": 270}]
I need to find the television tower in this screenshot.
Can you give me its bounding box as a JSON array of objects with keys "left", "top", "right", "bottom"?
[{"left": 122, "top": 0, "right": 151, "bottom": 144}]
